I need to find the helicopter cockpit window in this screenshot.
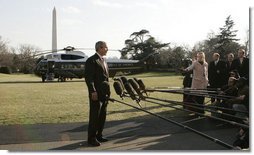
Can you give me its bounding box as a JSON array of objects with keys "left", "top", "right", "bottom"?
[{"left": 61, "top": 54, "right": 84, "bottom": 60}]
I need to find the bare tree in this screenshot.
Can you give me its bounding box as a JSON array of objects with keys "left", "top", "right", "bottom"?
[
  {"left": 0, "top": 36, "right": 14, "bottom": 73},
  {"left": 0, "top": 36, "right": 12, "bottom": 67},
  {"left": 16, "top": 44, "right": 40, "bottom": 73}
]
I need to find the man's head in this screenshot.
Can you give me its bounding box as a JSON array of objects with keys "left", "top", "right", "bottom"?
[
  {"left": 95, "top": 41, "right": 108, "bottom": 56},
  {"left": 212, "top": 53, "right": 220, "bottom": 61},
  {"left": 229, "top": 70, "right": 240, "bottom": 79},
  {"left": 227, "top": 53, "right": 234, "bottom": 62},
  {"left": 238, "top": 49, "right": 245, "bottom": 58}
]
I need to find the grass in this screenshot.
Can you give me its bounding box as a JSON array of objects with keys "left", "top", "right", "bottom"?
[{"left": 0, "top": 72, "right": 185, "bottom": 125}]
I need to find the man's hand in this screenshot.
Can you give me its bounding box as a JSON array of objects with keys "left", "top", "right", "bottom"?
[
  {"left": 91, "top": 92, "right": 98, "bottom": 101},
  {"left": 238, "top": 95, "right": 245, "bottom": 100}
]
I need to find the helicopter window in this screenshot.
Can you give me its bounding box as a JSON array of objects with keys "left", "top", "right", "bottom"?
[{"left": 61, "top": 54, "right": 84, "bottom": 60}]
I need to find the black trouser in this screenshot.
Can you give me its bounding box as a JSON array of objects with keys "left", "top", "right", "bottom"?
[
  {"left": 183, "top": 94, "right": 192, "bottom": 109},
  {"left": 183, "top": 95, "right": 204, "bottom": 114},
  {"left": 88, "top": 99, "right": 108, "bottom": 140},
  {"left": 191, "top": 95, "right": 205, "bottom": 114}
]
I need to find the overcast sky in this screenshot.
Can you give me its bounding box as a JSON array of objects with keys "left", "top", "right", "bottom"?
[{"left": 0, "top": 0, "right": 252, "bottom": 58}]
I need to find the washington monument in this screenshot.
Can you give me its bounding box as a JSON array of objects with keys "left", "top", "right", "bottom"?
[{"left": 52, "top": 7, "right": 57, "bottom": 52}]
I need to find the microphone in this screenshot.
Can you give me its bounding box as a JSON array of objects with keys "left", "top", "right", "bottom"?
[
  {"left": 114, "top": 78, "right": 125, "bottom": 92},
  {"left": 124, "top": 82, "right": 142, "bottom": 108},
  {"left": 136, "top": 79, "right": 147, "bottom": 96},
  {"left": 128, "top": 79, "right": 139, "bottom": 90},
  {"left": 128, "top": 78, "right": 145, "bottom": 100},
  {"left": 113, "top": 81, "right": 124, "bottom": 99},
  {"left": 133, "top": 77, "right": 139, "bottom": 83},
  {"left": 120, "top": 76, "right": 128, "bottom": 85}
]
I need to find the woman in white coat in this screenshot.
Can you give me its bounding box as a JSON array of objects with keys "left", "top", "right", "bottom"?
[
  {"left": 186, "top": 52, "right": 209, "bottom": 89},
  {"left": 185, "top": 52, "right": 208, "bottom": 114}
]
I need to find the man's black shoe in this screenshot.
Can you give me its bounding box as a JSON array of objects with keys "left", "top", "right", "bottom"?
[
  {"left": 96, "top": 137, "right": 108, "bottom": 142},
  {"left": 87, "top": 138, "right": 101, "bottom": 146}
]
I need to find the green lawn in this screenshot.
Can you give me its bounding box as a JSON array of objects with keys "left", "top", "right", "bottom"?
[{"left": 0, "top": 72, "right": 185, "bottom": 125}]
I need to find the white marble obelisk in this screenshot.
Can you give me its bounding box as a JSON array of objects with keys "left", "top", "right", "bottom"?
[{"left": 52, "top": 7, "right": 57, "bottom": 52}]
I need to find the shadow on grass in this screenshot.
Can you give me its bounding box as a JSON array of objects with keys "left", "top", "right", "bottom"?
[{"left": 0, "top": 80, "right": 85, "bottom": 84}]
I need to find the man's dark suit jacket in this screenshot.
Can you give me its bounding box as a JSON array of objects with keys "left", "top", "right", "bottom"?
[
  {"left": 231, "top": 57, "right": 249, "bottom": 79},
  {"left": 85, "top": 53, "right": 109, "bottom": 100},
  {"left": 225, "top": 61, "right": 234, "bottom": 73},
  {"left": 225, "top": 61, "right": 235, "bottom": 80},
  {"left": 208, "top": 60, "right": 227, "bottom": 88}
]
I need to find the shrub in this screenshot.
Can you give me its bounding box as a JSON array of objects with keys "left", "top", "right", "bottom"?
[{"left": 0, "top": 66, "right": 12, "bottom": 74}]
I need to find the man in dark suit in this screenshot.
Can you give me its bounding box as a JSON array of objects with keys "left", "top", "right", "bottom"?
[
  {"left": 208, "top": 53, "right": 227, "bottom": 102},
  {"left": 225, "top": 53, "right": 234, "bottom": 76},
  {"left": 231, "top": 49, "right": 249, "bottom": 80},
  {"left": 181, "top": 58, "right": 193, "bottom": 110},
  {"left": 85, "top": 41, "right": 110, "bottom": 146}
]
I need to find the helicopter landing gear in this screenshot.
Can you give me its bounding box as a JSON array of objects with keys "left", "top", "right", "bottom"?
[
  {"left": 42, "top": 74, "right": 46, "bottom": 82},
  {"left": 46, "top": 73, "right": 54, "bottom": 81},
  {"left": 42, "top": 73, "right": 54, "bottom": 82}
]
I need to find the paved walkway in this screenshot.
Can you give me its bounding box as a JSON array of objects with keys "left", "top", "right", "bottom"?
[{"left": 0, "top": 114, "right": 239, "bottom": 151}]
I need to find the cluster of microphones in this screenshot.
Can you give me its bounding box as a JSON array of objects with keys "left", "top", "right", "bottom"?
[
  {"left": 99, "top": 76, "right": 249, "bottom": 149},
  {"left": 113, "top": 77, "right": 148, "bottom": 108}
]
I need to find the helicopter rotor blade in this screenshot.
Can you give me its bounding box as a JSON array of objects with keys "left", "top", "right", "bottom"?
[
  {"left": 76, "top": 48, "right": 120, "bottom": 52},
  {"left": 18, "top": 46, "right": 121, "bottom": 60}
]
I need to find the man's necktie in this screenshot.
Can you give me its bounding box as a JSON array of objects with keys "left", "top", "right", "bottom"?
[{"left": 101, "top": 58, "right": 108, "bottom": 75}]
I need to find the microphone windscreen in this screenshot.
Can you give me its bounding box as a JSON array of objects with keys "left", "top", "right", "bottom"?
[
  {"left": 133, "top": 78, "right": 139, "bottom": 83},
  {"left": 120, "top": 76, "right": 128, "bottom": 84},
  {"left": 113, "top": 81, "right": 124, "bottom": 96},
  {"left": 128, "top": 79, "right": 139, "bottom": 90},
  {"left": 137, "top": 79, "right": 146, "bottom": 91},
  {"left": 114, "top": 78, "right": 125, "bottom": 90},
  {"left": 124, "top": 82, "right": 137, "bottom": 100},
  {"left": 129, "top": 78, "right": 145, "bottom": 100}
]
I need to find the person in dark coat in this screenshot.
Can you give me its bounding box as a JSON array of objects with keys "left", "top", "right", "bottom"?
[
  {"left": 85, "top": 41, "right": 110, "bottom": 146},
  {"left": 208, "top": 53, "right": 227, "bottom": 102},
  {"left": 181, "top": 58, "right": 193, "bottom": 109},
  {"left": 225, "top": 53, "right": 235, "bottom": 78},
  {"left": 182, "top": 58, "right": 193, "bottom": 88},
  {"left": 220, "top": 77, "right": 249, "bottom": 117},
  {"left": 231, "top": 49, "right": 249, "bottom": 79}
]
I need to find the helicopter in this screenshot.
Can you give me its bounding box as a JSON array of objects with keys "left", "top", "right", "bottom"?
[
  {"left": 34, "top": 46, "right": 148, "bottom": 82},
  {"left": 33, "top": 7, "right": 158, "bottom": 82}
]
